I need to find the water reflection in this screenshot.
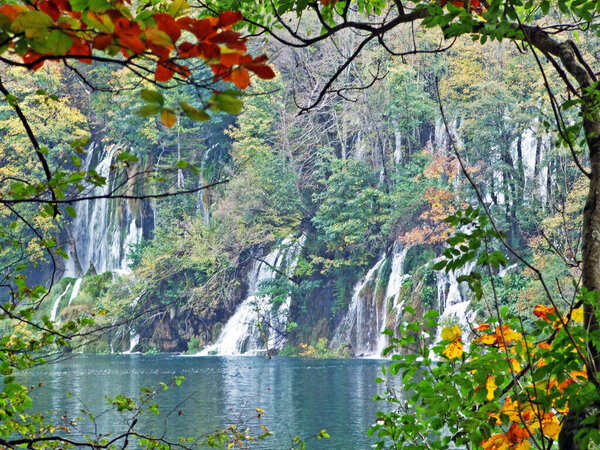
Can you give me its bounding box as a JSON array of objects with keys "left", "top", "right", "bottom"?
[{"left": 21, "top": 355, "right": 388, "bottom": 449}]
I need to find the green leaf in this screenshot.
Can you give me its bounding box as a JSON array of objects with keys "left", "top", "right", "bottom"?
[
  {"left": 211, "top": 93, "right": 243, "bottom": 115},
  {"left": 176, "top": 160, "right": 188, "bottom": 169},
  {"left": 140, "top": 89, "right": 164, "bottom": 105},
  {"left": 65, "top": 206, "right": 77, "bottom": 218},
  {"left": 31, "top": 30, "right": 73, "bottom": 55},
  {"left": 136, "top": 104, "right": 162, "bottom": 117},
  {"left": 168, "top": 0, "right": 190, "bottom": 18},
  {"left": 11, "top": 11, "right": 53, "bottom": 40},
  {"left": 179, "top": 102, "right": 210, "bottom": 122}
]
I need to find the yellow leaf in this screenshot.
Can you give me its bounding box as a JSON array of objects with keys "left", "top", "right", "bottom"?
[
  {"left": 443, "top": 340, "right": 463, "bottom": 359},
  {"left": 510, "top": 358, "right": 522, "bottom": 372},
  {"left": 441, "top": 324, "right": 461, "bottom": 341},
  {"left": 541, "top": 412, "right": 561, "bottom": 439},
  {"left": 486, "top": 375, "right": 497, "bottom": 401},
  {"left": 515, "top": 440, "right": 531, "bottom": 450},
  {"left": 571, "top": 307, "right": 583, "bottom": 322},
  {"left": 161, "top": 108, "right": 176, "bottom": 128}
]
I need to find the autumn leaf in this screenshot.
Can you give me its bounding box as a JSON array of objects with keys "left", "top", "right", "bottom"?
[
  {"left": 570, "top": 307, "right": 583, "bottom": 322},
  {"left": 533, "top": 304, "right": 557, "bottom": 321},
  {"left": 160, "top": 109, "right": 176, "bottom": 128},
  {"left": 485, "top": 375, "right": 497, "bottom": 401},
  {"left": 230, "top": 67, "right": 250, "bottom": 89},
  {"left": 442, "top": 340, "right": 463, "bottom": 359},
  {"left": 441, "top": 324, "right": 461, "bottom": 341}
]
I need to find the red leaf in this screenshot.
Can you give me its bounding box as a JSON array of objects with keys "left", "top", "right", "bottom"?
[
  {"left": 23, "top": 51, "right": 45, "bottom": 71},
  {"left": 39, "top": 1, "right": 61, "bottom": 22},
  {"left": 178, "top": 42, "right": 200, "bottom": 58},
  {"left": 155, "top": 61, "right": 175, "bottom": 82},
  {"left": 246, "top": 63, "right": 275, "bottom": 79},
  {"left": 153, "top": 13, "right": 181, "bottom": 43},
  {"left": 211, "top": 64, "right": 230, "bottom": 82},
  {"left": 114, "top": 18, "right": 145, "bottom": 54},
  {"left": 70, "top": 39, "right": 92, "bottom": 63},
  {"left": 177, "top": 17, "right": 216, "bottom": 41},
  {"left": 119, "top": 34, "right": 146, "bottom": 54},
  {"left": 231, "top": 67, "right": 250, "bottom": 89},
  {"left": 197, "top": 43, "right": 220, "bottom": 60},
  {"left": 148, "top": 43, "right": 171, "bottom": 60},
  {"left": 217, "top": 10, "right": 242, "bottom": 28},
  {"left": 209, "top": 30, "right": 242, "bottom": 45},
  {"left": 50, "top": 0, "right": 71, "bottom": 11},
  {"left": 93, "top": 34, "right": 113, "bottom": 50}
]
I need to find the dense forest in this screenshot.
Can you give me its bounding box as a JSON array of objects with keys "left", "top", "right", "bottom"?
[
  {"left": 1, "top": 0, "right": 599, "bottom": 448},
  {"left": 11, "top": 26, "right": 585, "bottom": 358}
]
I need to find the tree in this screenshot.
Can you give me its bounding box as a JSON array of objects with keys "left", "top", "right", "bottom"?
[{"left": 202, "top": 0, "right": 600, "bottom": 447}]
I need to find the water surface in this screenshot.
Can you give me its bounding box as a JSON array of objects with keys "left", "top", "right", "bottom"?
[{"left": 21, "top": 355, "right": 388, "bottom": 449}]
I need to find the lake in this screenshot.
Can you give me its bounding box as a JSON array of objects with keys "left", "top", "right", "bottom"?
[{"left": 20, "top": 355, "right": 389, "bottom": 449}]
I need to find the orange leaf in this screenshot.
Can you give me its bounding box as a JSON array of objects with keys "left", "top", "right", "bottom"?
[
  {"left": 160, "top": 109, "right": 176, "bottom": 128},
  {"left": 0, "top": 4, "right": 20, "bottom": 21},
  {"left": 231, "top": 67, "right": 250, "bottom": 89},
  {"left": 533, "top": 304, "right": 556, "bottom": 321},
  {"left": 477, "top": 323, "right": 491, "bottom": 331}
]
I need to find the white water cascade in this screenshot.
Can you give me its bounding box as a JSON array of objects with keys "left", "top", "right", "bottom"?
[
  {"left": 331, "top": 243, "right": 411, "bottom": 358},
  {"left": 376, "top": 244, "right": 409, "bottom": 355},
  {"left": 68, "top": 278, "right": 83, "bottom": 306},
  {"left": 65, "top": 143, "right": 144, "bottom": 277},
  {"left": 200, "top": 237, "right": 305, "bottom": 356},
  {"left": 122, "top": 332, "right": 140, "bottom": 354},
  {"left": 50, "top": 283, "right": 72, "bottom": 322},
  {"left": 331, "top": 256, "right": 386, "bottom": 357},
  {"left": 435, "top": 261, "right": 477, "bottom": 337}
]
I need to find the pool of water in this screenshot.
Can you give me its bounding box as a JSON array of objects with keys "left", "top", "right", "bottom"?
[{"left": 20, "top": 354, "right": 389, "bottom": 449}]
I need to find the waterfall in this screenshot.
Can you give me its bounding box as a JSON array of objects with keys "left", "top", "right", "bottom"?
[
  {"left": 123, "top": 331, "right": 140, "bottom": 354},
  {"left": 394, "top": 131, "right": 402, "bottom": 165},
  {"left": 331, "top": 243, "right": 410, "bottom": 358},
  {"left": 65, "top": 143, "right": 144, "bottom": 277},
  {"left": 376, "top": 244, "right": 409, "bottom": 356},
  {"left": 50, "top": 283, "right": 71, "bottom": 322},
  {"left": 199, "top": 237, "right": 304, "bottom": 356},
  {"left": 435, "top": 260, "right": 476, "bottom": 338},
  {"left": 68, "top": 278, "right": 83, "bottom": 306},
  {"left": 331, "top": 256, "right": 386, "bottom": 357}
]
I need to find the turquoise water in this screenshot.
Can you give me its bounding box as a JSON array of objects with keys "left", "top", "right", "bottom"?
[{"left": 21, "top": 355, "right": 389, "bottom": 449}]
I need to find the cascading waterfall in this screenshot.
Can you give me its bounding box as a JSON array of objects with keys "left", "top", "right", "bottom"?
[
  {"left": 376, "top": 244, "right": 409, "bottom": 355},
  {"left": 199, "top": 237, "right": 305, "bottom": 356},
  {"left": 331, "top": 257, "right": 386, "bottom": 358},
  {"left": 51, "top": 283, "right": 72, "bottom": 322},
  {"left": 435, "top": 260, "right": 477, "bottom": 338},
  {"left": 331, "top": 243, "right": 410, "bottom": 358},
  {"left": 68, "top": 278, "right": 83, "bottom": 306},
  {"left": 123, "top": 331, "right": 140, "bottom": 354},
  {"left": 65, "top": 143, "right": 144, "bottom": 277}
]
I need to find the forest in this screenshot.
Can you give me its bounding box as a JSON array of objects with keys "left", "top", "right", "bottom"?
[{"left": 0, "top": 0, "right": 599, "bottom": 448}]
